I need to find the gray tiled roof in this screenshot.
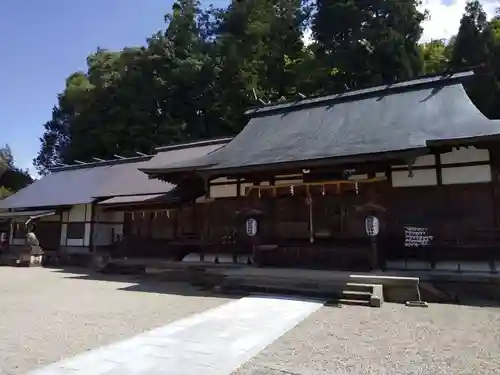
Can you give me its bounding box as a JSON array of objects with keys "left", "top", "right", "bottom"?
[
  {"left": 143, "top": 71, "right": 500, "bottom": 175},
  {"left": 0, "top": 139, "right": 230, "bottom": 210},
  {"left": 139, "top": 138, "right": 231, "bottom": 173}
]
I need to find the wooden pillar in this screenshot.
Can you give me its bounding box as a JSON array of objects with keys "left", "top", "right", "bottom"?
[
  {"left": 306, "top": 185, "right": 314, "bottom": 244},
  {"left": 200, "top": 176, "right": 211, "bottom": 262},
  {"left": 269, "top": 177, "right": 277, "bottom": 244},
  {"left": 433, "top": 152, "right": 444, "bottom": 270},
  {"left": 89, "top": 203, "right": 96, "bottom": 252},
  {"left": 489, "top": 148, "right": 499, "bottom": 272},
  {"left": 236, "top": 178, "right": 241, "bottom": 198},
  {"left": 489, "top": 149, "right": 500, "bottom": 227}
]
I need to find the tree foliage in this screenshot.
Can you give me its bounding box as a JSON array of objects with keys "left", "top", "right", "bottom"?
[
  {"left": 34, "top": 0, "right": 500, "bottom": 175},
  {"left": 0, "top": 145, "right": 33, "bottom": 199}
]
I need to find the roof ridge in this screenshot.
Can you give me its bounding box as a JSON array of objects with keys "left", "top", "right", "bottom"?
[{"left": 246, "top": 71, "right": 474, "bottom": 117}]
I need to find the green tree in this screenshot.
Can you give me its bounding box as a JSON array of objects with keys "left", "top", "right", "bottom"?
[
  {"left": 448, "top": 1, "right": 498, "bottom": 118},
  {"left": 0, "top": 145, "right": 33, "bottom": 199},
  {"left": 449, "top": 0, "right": 489, "bottom": 70},
  {"left": 213, "top": 0, "right": 313, "bottom": 134},
  {"left": 34, "top": 1, "right": 218, "bottom": 173},
  {"left": 419, "top": 40, "right": 451, "bottom": 74},
  {"left": 312, "top": 0, "right": 427, "bottom": 91}
]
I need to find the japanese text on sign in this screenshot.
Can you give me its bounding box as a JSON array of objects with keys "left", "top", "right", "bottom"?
[{"left": 404, "top": 226, "right": 433, "bottom": 247}]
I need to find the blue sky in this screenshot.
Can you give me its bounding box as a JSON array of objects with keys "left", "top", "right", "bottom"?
[
  {"left": 0, "top": 0, "right": 497, "bottom": 176},
  {"left": 0, "top": 0, "right": 227, "bottom": 176}
]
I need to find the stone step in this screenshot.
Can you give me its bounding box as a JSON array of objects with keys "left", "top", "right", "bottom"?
[
  {"left": 341, "top": 290, "right": 373, "bottom": 301},
  {"left": 220, "top": 283, "right": 374, "bottom": 304},
  {"left": 344, "top": 283, "right": 376, "bottom": 292},
  {"left": 337, "top": 298, "right": 372, "bottom": 306}
]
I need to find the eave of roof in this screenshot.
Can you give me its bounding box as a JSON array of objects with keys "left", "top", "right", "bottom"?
[
  {"left": 139, "top": 137, "right": 231, "bottom": 174},
  {"left": 142, "top": 71, "right": 500, "bottom": 177},
  {"left": 0, "top": 210, "right": 58, "bottom": 219},
  {"left": 0, "top": 139, "right": 228, "bottom": 211}
]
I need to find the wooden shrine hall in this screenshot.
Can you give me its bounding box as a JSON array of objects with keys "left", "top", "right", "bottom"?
[{"left": 139, "top": 71, "right": 500, "bottom": 272}]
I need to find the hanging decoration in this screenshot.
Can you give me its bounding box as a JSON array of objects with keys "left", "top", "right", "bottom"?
[
  {"left": 355, "top": 182, "right": 359, "bottom": 195},
  {"left": 290, "top": 185, "right": 295, "bottom": 196},
  {"left": 321, "top": 186, "right": 326, "bottom": 196}
]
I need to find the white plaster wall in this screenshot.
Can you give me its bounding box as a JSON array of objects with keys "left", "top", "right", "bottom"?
[
  {"left": 392, "top": 154, "right": 436, "bottom": 168},
  {"left": 210, "top": 184, "right": 238, "bottom": 198},
  {"left": 9, "top": 221, "right": 25, "bottom": 246},
  {"left": 442, "top": 165, "right": 492, "bottom": 185},
  {"left": 66, "top": 237, "right": 84, "bottom": 246},
  {"left": 274, "top": 178, "right": 303, "bottom": 186},
  {"left": 240, "top": 183, "right": 254, "bottom": 196},
  {"left": 92, "top": 209, "right": 124, "bottom": 246},
  {"left": 84, "top": 224, "right": 91, "bottom": 246},
  {"left": 94, "top": 207, "right": 124, "bottom": 223},
  {"left": 441, "top": 147, "right": 489, "bottom": 165},
  {"left": 67, "top": 204, "right": 87, "bottom": 222},
  {"left": 39, "top": 214, "right": 61, "bottom": 222},
  {"left": 93, "top": 224, "right": 124, "bottom": 246},
  {"left": 391, "top": 169, "right": 438, "bottom": 187},
  {"left": 348, "top": 174, "right": 368, "bottom": 181},
  {"left": 60, "top": 224, "right": 67, "bottom": 246},
  {"left": 60, "top": 204, "right": 93, "bottom": 247}
]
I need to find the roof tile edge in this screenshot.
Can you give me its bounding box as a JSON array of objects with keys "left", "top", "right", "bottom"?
[
  {"left": 49, "top": 137, "right": 233, "bottom": 173},
  {"left": 50, "top": 155, "right": 152, "bottom": 173},
  {"left": 154, "top": 137, "right": 233, "bottom": 152}
]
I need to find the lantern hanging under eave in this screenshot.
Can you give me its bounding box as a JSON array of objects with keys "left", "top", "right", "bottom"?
[{"left": 365, "top": 215, "right": 380, "bottom": 237}]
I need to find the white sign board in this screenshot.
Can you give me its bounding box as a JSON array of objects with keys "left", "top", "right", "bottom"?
[
  {"left": 365, "top": 216, "right": 379, "bottom": 237},
  {"left": 404, "top": 227, "right": 433, "bottom": 247},
  {"left": 245, "top": 218, "right": 258, "bottom": 237}
]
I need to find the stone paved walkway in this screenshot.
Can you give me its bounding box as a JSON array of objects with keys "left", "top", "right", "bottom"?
[{"left": 26, "top": 295, "right": 324, "bottom": 375}]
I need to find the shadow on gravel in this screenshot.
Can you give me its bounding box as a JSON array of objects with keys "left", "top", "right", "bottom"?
[
  {"left": 46, "top": 266, "right": 241, "bottom": 299},
  {"left": 430, "top": 282, "right": 500, "bottom": 308}
]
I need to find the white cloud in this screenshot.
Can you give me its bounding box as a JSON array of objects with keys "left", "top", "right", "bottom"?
[
  {"left": 420, "top": 0, "right": 500, "bottom": 42},
  {"left": 302, "top": 1, "right": 500, "bottom": 45}
]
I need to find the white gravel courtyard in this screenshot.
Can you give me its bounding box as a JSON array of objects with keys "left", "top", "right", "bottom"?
[
  {"left": 2, "top": 267, "right": 500, "bottom": 375},
  {"left": 234, "top": 302, "right": 500, "bottom": 375},
  {"left": 0, "top": 267, "right": 231, "bottom": 375}
]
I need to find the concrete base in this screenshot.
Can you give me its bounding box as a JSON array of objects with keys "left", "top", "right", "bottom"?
[
  {"left": 405, "top": 301, "right": 429, "bottom": 307},
  {"left": 1, "top": 245, "right": 44, "bottom": 267},
  {"left": 207, "top": 267, "right": 421, "bottom": 306},
  {"left": 370, "top": 285, "right": 384, "bottom": 307}
]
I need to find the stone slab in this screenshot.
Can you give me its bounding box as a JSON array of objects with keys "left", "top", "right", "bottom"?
[{"left": 25, "top": 295, "right": 324, "bottom": 375}]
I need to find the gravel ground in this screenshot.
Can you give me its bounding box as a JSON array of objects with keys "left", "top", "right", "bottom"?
[
  {"left": 234, "top": 302, "right": 500, "bottom": 375},
  {"left": 0, "top": 267, "right": 231, "bottom": 375}
]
